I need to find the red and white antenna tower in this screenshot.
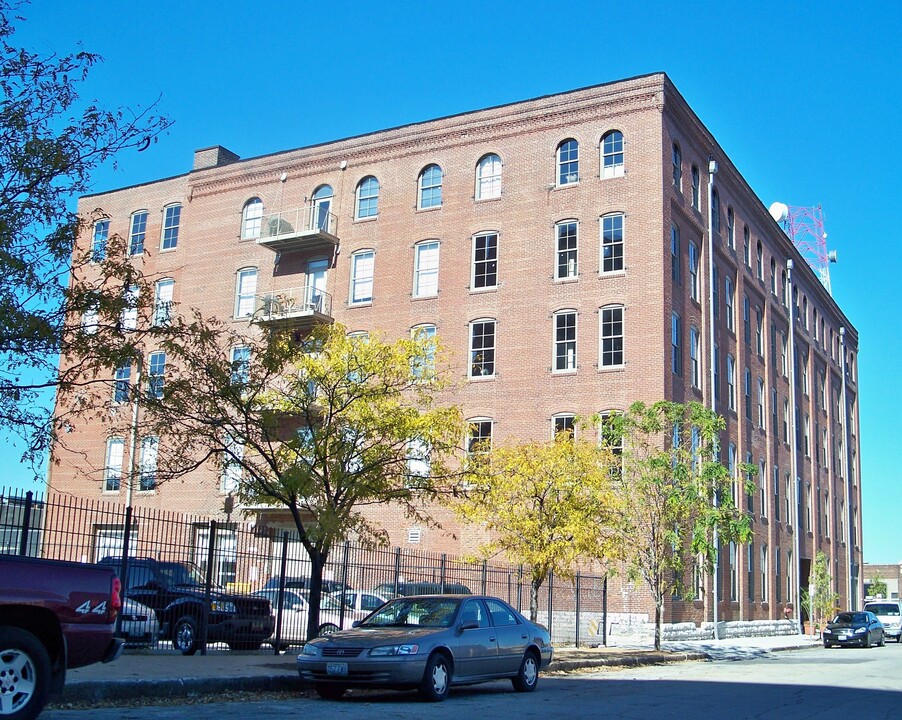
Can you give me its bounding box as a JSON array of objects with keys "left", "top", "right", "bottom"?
[{"left": 769, "top": 202, "right": 838, "bottom": 296}]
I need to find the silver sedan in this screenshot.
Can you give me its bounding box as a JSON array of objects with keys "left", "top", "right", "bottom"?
[{"left": 297, "top": 595, "right": 553, "bottom": 701}]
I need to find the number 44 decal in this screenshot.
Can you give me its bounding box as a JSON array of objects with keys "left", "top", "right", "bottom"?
[{"left": 75, "top": 600, "right": 107, "bottom": 615}]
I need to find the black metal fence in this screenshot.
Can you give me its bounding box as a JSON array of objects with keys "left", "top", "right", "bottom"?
[{"left": 1, "top": 487, "right": 620, "bottom": 650}]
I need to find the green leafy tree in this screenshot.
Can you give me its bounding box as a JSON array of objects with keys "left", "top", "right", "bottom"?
[
  {"left": 868, "top": 574, "right": 888, "bottom": 600},
  {"left": 809, "top": 550, "right": 839, "bottom": 631},
  {"left": 139, "top": 321, "right": 464, "bottom": 639},
  {"left": 0, "top": 2, "right": 170, "bottom": 468},
  {"left": 453, "top": 429, "right": 621, "bottom": 622},
  {"left": 604, "top": 401, "right": 754, "bottom": 650}
]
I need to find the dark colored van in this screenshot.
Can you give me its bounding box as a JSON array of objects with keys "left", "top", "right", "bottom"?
[{"left": 372, "top": 581, "right": 472, "bottom": 599}]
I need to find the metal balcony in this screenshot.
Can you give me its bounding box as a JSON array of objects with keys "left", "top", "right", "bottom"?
[
  {"left": 256, "top": 204, "right": 339, "bottom": 254},
  {"left": 256, "top": 286, "right": 333, "bottom": 333}
]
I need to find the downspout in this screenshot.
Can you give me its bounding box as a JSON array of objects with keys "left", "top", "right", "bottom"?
[
  {"left": 707, "top": 158, "right": 720, "bottom": 640},
  {"left": 839, "top": 327, "right": 854, "bottom": 609},
  {"left": 787, "top": 260, "right": 802, "bottom": 633}
]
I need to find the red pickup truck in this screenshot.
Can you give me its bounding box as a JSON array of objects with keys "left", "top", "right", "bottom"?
[{"left": 1, "top": 554, "right": 124, "bottom": 719}]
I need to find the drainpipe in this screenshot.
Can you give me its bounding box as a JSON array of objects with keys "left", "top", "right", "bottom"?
[
  {"left": 787, "top": 260, "right": 802, "bottom": 633},
  {"left": 707, "top": 158, "right": 720, "bottom": 640},
  {"left": 839, "top": 327, "right": 854, "bottom": 609}
]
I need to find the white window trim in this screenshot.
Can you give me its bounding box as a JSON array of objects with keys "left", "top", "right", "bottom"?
[
  {"left": 552, "top": 310, "right": 577, "bottom": 373},
  {"left": 413, "top": 241, "right": 440, "bottom": 298}
]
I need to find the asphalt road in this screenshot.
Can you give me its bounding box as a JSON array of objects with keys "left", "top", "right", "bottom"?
[{"left": 44, "top": 643, "right": 902, "bottom": 720}]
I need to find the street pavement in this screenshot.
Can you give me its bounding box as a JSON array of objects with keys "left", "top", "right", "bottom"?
[{"left": 57, "top": 633, "right": 821, "bottom": 705}]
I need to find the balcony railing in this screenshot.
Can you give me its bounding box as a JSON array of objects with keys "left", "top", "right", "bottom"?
[
  {"left": 256, "top": 286, "right": 333, "bottom": 332},
  {"left": 256, "top": 204, "right": 339, "bottom": 254}
]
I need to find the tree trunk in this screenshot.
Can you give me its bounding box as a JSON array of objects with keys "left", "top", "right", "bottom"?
[
  {"left": 306, "top": 549, "right": 327, "bottom": 641},
  {"left": 654, "top": 599, "right": 664, "bottom": 651},
  {"left": 529, "top": 577, "right": 542, "bottom": 624}
]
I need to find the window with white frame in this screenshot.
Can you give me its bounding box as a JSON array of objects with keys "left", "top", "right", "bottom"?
[
  {"left": 671, "top": 313, "right": 681, "bottom": 376},
  {"left": 688, "top": 242, "right": 699, "bottom": 301},
  {"left": 743, "top": 295, "right": 751, "bottom": 343},
  {"left": 104, "top": 438, "right": 124, "bottom": 492},
  {"left": 120, "top": 284, "right": 139, "bottom": 332},
  {"left": 405, "top": 438, "right": 431, "bottom": 481},
  {"left": 476, "top": 154, "right": 502, "bottom": 199},
  {"left": 806, "top": 482, "right": 812, "bottom": 531},
  {"left": 771, "top": 387, "right": 778, "bottom": 434},
  {"left": 129, "top": 211, "right": 148, "bottom": 255},
  {"left": 725, "top": 276, "right": 735, "bottom": 331},
  {"left": 756, "top": 240, "right": 763, "bottom": 280},
  {"left": 113, "top": 362, "right": 131, "bottom": 404},
  {"left": 410, "top": 324, "right": 436, "bottom": 378},
  {"left": 472, "top": 233, "right": 498, "bottom": 289},
  {"left": 555, "top": 221, "right": 578, "bottom": 280},
  {"left": 770, "top": 257, "right": 777, "bottom": 295},
  {"left": 671, "top": 224, "right": 680, "bottom": 284},
  {"left": 553, "top": 311, "right": 577, "bottom": 372},
  {"left": 153, "top": 279, "right": 174, "bottom": 326},
  {"left": 413, "top": 241, "right": 440, "bottom": 298},
  {"left": 601, "top": 130, "right": 624, "bottom": 178},
  {"left": 672, "top": 142, "right": 682, "bottom": 189},
  {"left": 82, "top": 302, "right": 99, "bottom": 335},
  {"left": 356, "top": 176, "right": 380, "bottom": 219},
  {"left": 601, "top": 213, "right": 624, "bottom": 273},
  {"left": 553, "top": 414, "right": 575, "bottom": 437},
  {"left": 743, "top": 225, "right": 750, "bottom": 266},
  {"left": 804, "top": 413, "right": 810, "bottom": 457},
  {"left": 775, "top": 550, "right": 782, "bottom": 603},
  {"left": 727, "top": 206, "right": 735, "bottom": 249},
  {"left": 711, "top": 189, "right": 721, "bottom": 235},
  {"left": 691, "top": 165, "right": 700, "bottom": 209},
  {"left": 469, "top": 319, "right": 495, "bottom": 378},
  {"left": 161, "top": 204, "right": 181, "bottom": 250},
  {"left": 713, "top": 345, "right": 720, "bottom": 403},
  {"left": 744, "top": 369, "right": 752, "bottom": 420},
  {"left": 747, "top": 541, "right": 755, "bottom": 601},
  {"left": 728, "top": 442, "right": 738, "bottom": 505},
  {"left": 350, "top": 250, "right": 375, "bottom": 304},
  {"left": 598, "top": 411, "right": 623, "bottom": 461},
  {"left": 230, "top": 345, "right": 250, "bottom": 386},
  {"left": 773, "top": 465, "right": 781, "bottom": 522},
  {"left": 92, "top": 219, "right": 109, "bottom": 262},
  {"left": 234, "top": 268, "right": 257, "bottom": 318},
  {"left": 755, "top": 307, "right": 763, "bottom": 355},
  {"left": 759, "top": 460, "right": 767, "bottom": 515},
  {"left": 147, "top": 351, "right": 166, "bottom": 399},
  {"left": 601, "top": 305, "right": 624, "bottom": 368},
  {"left": 783, "top": 399, "right": 790, "bottom": 443},
  {"left": 760, "top": 544, "right": 768, "bottom": 603},
  {"left": 690, "top": 326, "right": 700, "bottom": 389},
  {"left": 801, "top": 352, "right": 809, "bottom": 394},
  {"left": 418, "top": 164, "right": 443, "bottom": 209},
  {"left": 139, "top": 436, "right": 158, "bottom": 491},
  {"left": 557, "top": 139, "right": 579, "bottom": 185},
  {"left": 221, "top": 435, "right": 243, "bottom": 493},
  {"left": 726, "top": 355, "right": 736, "bottom": 411},
  {"left": 712, "top": 264, "right": 719, "bottom": 317},
  {"left": 241, "top": 198, "right": 263, "bottom": 240},
  {"left": 729, "top": 542, "right": 737, "bottom": 600},
  {"left": 467, "top": 418, "right": 493, "bottom": 454},
  {"left": 781, "top": 332, "right": 788, "bottom": 376}
]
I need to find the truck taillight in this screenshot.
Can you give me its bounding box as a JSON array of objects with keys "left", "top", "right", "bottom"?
[{"left": 110, "top": 576, "right": 122, "bottom": 621}]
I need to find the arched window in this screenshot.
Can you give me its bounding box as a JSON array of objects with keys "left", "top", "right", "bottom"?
[
  {"left": 467, "top": 417, "right": 493, "bottom": 454},
  {"left": 672, "top": 142, "right": 682, "bottom": 189},
  {"left": 475, "top": 154, "right": 502, "bottom": 199},
  {"left": 691, "top": 165, "right": 700, "bottom": 209},
  {"left": 355, "top": 176, "right": 379, "bottom": 219},
  {"left": 241, "top": 197, "right": 263, "bottom": 240},
  {"left": 601, "top": 130, "right": 624, "bottom": 178},
  {"left": 418, "top": 164, "right": 443, "bottom": 209},
  {"left": 727, "top": 206, "right": 735, "bottom": 248},
  {"left": 711, "top": 190, "right": 721, "bottom": 234},
  {"left": 311, "top": 185, "right": 333, "bottom": 232},
  {"left": 557, "top": 139, "right": 579, "bottom": 185}
]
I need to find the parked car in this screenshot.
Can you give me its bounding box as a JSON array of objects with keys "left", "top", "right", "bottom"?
[
  {"left": 863, "top": 600, "right": 902, "bottom": 642},
  {"left": 251, "top": 589, "right": 361, "bottom": 648},
  {"left": 99, "top": 557, "right": 273, "bottom": 655},
  {"left": 822, "top": 610, "right": 885, "bottom": 648},
  {"left": 297, "top": 594, "right": 553, "bottom": 701},
  {"left": 332, "top": 589, "right": 389, "bottom": 614},
  {"left": 371, "top": 581, "right": 472, "bottom": 599},
  {"left": 1, "top": 555, "right": 124, "bottom": 720},
  {"left": 262, "top": 576, "right": 351, "bottom": 595},
  {"left": 119, "top": 598, "right": 160, "bottom": 647}
]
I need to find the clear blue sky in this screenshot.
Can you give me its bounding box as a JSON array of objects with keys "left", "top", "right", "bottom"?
[{"left": 6, "top": 1, "right": 900, "bottom": 563}]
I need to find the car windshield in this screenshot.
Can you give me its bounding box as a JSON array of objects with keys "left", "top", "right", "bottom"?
[
  {"left": 832, "top": 612, "right": 866, "bottom": 624},
  {"left": 158, "top": 562, "right": 207, "bottom": 588},
  {"left": 361, "top": 598, "right": 460, "bottom": 628},
  {"left": 867, "top": 604, "right": 900, "bottom": 616}
]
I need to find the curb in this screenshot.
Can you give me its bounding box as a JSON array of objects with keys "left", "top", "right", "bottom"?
[
  {"left": 58, "top": 674, "right": 301, "bottom": 704},
  {"left": 551, "top": 651, "right": 708, "bottom": 672}
]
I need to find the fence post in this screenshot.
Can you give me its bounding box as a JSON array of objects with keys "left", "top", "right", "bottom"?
[
  {"left": 517, "top": 565, "right": 523, "bottom": 612},
  {"left": 575, "top": 571, "right": 581, "bottom": 648},
  {"left": 602, "top": 574, "right": 608, "bottom": 647},
  {"left": 481, "top": 560, "right": 487, "bottom": 595},
  {"left": 274, "top": 531, "right": 289, "bottom": 654},
  {"left": 18, "top": 490, "right": 33, "bottom": 556},
  {"left": 439, "top": 553, "right": 446, "bottom": 591},
  {"left": 547, "top": 570, "right": 554, "bottom": 638},
  {"left": 200, "top": 519, "right": 217, "bottom": 655},
  {"left": 116, "top": 505, "right": 134, "bottom": 637},
  {"left": 338, "top": 541, "right": 350, "bottom": 627},
  {"left": 393, "top": 548, "right": 402, "bottom": 596}
]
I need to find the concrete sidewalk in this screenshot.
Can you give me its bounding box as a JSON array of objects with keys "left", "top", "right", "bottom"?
[{"left": 56, "top": 634, "right": 821, "bottom": 705}]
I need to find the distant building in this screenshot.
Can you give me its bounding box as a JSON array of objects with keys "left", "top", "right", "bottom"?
[
  {"left": 50, "top": 72, "right": 863, "bottom": 624},
  {"left": 863, "top": 563, "right": 901, "bottom": 600}
]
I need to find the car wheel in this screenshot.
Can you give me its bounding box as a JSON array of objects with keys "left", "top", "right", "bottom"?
[
  {"left": 823, "top": 642, "right": 832, "bottom": 648},
  {"left": 879, "top": 633, "right": 885, "bottom": 647},
  {"left": 864, "top": 633, "right": 871, "bottom": 649},
  {"left": 0, "top": 627, "right": 52, "bottom": 720},
  {"left": 419, "top": 652, "right": 451, "bottom": 702},
  {"left": 227, "top": 641, "right": 262, "bottom": 651},
  {"left": 314, "top": 683, "right": 345, "bottom": 700},
  {"left": 172, "top": 616, "right": 199, "bottom": 655},
  {"left": 511, "top": 650, "right": 540, "bottom": 692},
  {"left": 317, "top": 623, "right": 340, "bottom": 637}
]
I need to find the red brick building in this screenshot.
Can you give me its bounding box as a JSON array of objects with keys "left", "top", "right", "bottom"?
[{"left": 50, "top": 72, "right": 863, "bottom": 623}]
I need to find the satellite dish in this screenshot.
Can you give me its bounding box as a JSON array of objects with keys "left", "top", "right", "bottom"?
[{"left": 769, "top": 202, "right": 789, "bottom": 223}]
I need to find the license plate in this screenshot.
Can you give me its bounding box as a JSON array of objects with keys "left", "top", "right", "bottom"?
[
  {"left": 326, "top": 662, "right": 348, "bottom": 676},
  {"left": 839, "top": 635, "right": 849, "bottom": 641}
]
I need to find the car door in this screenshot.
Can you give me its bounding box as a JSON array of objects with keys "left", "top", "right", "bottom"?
[
  {"left": 455, "top": 599, "right": 499, "bottom": 679},
  {"left": 485, "top": 598, "right": 530, "bottom": 672}
]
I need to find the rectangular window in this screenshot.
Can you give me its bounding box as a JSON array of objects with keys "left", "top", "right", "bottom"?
[
  {"left": 771, "top": 388, "right": 778, "bottom": 436},
  {"left": 760, "top": 545, "right": 768, "bottom": 603},
  {"left": 554, "top": 312, "right": 577, "bottom": 371},
  {"left": 781, "top": 332, "right": 788, "bottom": 377},
  {"left": 759, "top": 461, "right": 767, "bottom": 517},
  {"left": 221, "top": 435, "right": 243, "bottom": 493},
  {"left": 129, "top": 211, "right": 148, "bottom": 255},
  {"left": 773, "top": 466, "right": 781, "bottom": 522},
  {"left": 783, "top": 399, "right": 790, "bottom": 443},
  {"left": 414, "top": 241, "right": 440, "bottom": 297},
  {"left": 755, "top": 308, "right": 763, "bottom": 355},
  {"left": 121, "top": 284, "right": 139, "bottom": 331},
  {"left": 671, "top": 224, "right": 680, "bottom": 284},
  {"left": 469, "top": 321, "right": 495, "bottom": 378},
  {"left": 553, "top": 415, "right": 575, "bottom": 437},
  {"left": 139, "top": 436, "right": 158, "bottom": 491},
  {"left": 690, "top": 327, "right": 700, "bottom": 389},
  {"left": 747, "top": 542, "right": 755, "bottom": 601},
  {"left": 230, "top": 346, "right": 250, "bottom": 386},
  {"left": 744, "top": 369, "right": 752, "bottom": 421},
  {"left": 92, "top": 220, "right": 109, "bottom": 262},
  {"left": 153, "top": 279, "right": 174, "bottom": 326},
  {"left": 725, "top": 277, "right": 735, "bottom": 331},
  {"left": 743, "top": 296, "right": 751, "bottom": 343},
  {"left": 713, "top": 345, "right": 720, "bottom": 403},
  {"left": 161, "top": 205, "right": 181, "bottom": 250},
  {"left": 757, "top": 378, "right": 765, "bottom": 429},
  {"left": 712, "top": 264, "right": 719, "bottom": 317},
  {"left": 405, "top": 438, "right": 431, "bottom": 481},
  {"left": 468, "top": 419, "right": 493, "bottom": 454},
  {"left": 726, "top": 355, "right": 736, "bottom": 411},
  {"left": 671, "top": 313, "right": 681, "bottom": 376},
  {"left": 601, "top": 214, "right": 624, "bottom": 273},
  {"left": 729, "top": 542, "right": 737, "bottom": 601},
  {"left": 147, "top": 351, "right": 166, "bottom": 399},
  {"left": 688, "top": 243, "right": 699, "bottom": 301},
  {"left": 473, "top": 233, "right": 498, "bottom": 289},
  {"left": 104, "top": 438, "right": 124, "bottom": 492},
  {"left": 556, "top": 222, "right": 578, "bottom": 279},
  {"left": 775, "top": 551, "right": 782, "bottom": 603},
  {"left": 600, "top": 306, "right": 624, "bottom": 367},
  {"left": 114, "top": 363, "right": 131, "bottom": 404},
  {"left": 746, "top": 452, "right": 754, "bottom": 513},
  {"left": 235, "top": 268, "right": 257, "bottom": 318},
  {"left": 351, "top": 251, "right": 375, "bottom": 304}
]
